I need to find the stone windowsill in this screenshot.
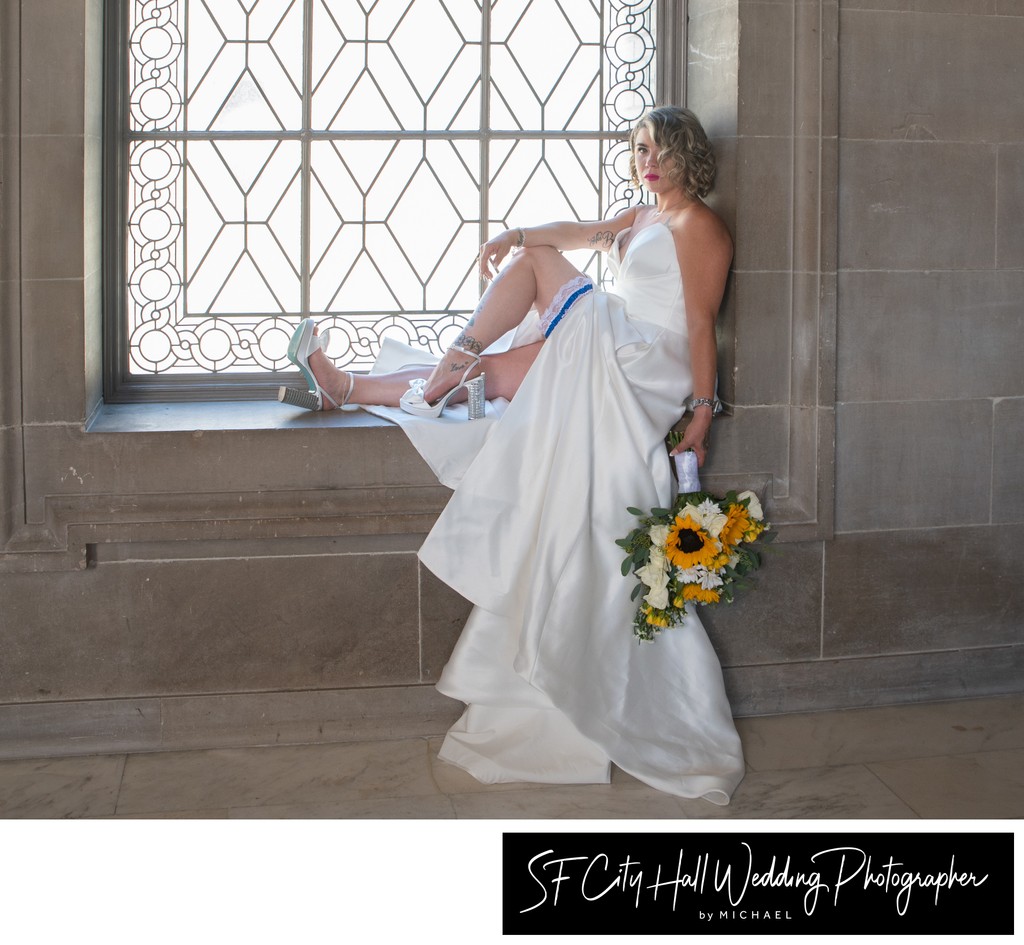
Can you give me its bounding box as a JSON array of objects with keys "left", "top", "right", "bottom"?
[
  {"left": 86, "top": 398, "right": 717, "bottom": 435},
  {"left": 85, "top": 399, "right": 395, "bottom": 434}
]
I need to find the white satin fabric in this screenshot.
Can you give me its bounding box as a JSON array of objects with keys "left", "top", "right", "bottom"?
[{"left": 368, "top": 223, "right": 745, "bottom": 804}]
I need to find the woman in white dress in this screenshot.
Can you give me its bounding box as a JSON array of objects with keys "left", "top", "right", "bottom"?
[{"left": 281, "top": 107, "right": 745, "bottom": 804}]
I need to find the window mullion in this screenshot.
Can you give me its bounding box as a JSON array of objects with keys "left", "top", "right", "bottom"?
[
  {"left": 656, "top": 0, "right": 686, "bottom": 106},
  {"left": 479, "top": 0, "right": 492, "bottom": 285},
  {"left": 301, "top": 0, "right": 313, "bottom": 320}
]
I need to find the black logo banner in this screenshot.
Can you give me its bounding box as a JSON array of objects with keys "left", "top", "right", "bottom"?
[{"left": 503, "top": 832, "right": 1014, "bottom": 936}]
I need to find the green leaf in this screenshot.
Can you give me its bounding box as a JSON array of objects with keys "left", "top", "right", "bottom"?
[{"left": 621, "top": 557, "right": 633, "bottom": 576}]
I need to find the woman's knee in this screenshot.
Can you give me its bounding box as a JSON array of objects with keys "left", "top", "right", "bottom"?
[
  {"left": 501, "top": 244, "right": 560, "bottom": 280},
  {"left": 517, "top": 245, "right": 562, "bottom": 262},
  {"left": 523, "top": 244, "right": 578, "bottom": 277}
]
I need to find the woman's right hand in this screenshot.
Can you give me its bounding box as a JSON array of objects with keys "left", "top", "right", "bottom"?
[{"left": 479, "top": 229, "right": 520, "bottom": 281}]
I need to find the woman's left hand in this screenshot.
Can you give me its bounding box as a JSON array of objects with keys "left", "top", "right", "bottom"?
[{"left": 670, "top": 416, "right": 712, "bottom": 467}]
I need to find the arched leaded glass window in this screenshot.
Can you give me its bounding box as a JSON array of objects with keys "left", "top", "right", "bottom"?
[{"left": 105, "top": 0, "right": 679, "bottom": 401}]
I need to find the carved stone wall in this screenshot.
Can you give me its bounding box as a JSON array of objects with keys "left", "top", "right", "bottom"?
[{"left": 0, "top": 0, "right": 1020, "bottom": 759}]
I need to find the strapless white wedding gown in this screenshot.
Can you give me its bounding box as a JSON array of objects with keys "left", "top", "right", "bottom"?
[{"left": 366, "top": 223, "right": 745, "bottom": 804}]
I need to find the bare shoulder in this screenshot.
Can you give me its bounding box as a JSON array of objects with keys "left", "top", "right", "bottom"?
[{"left": 670, "top": 202, "right": 733, "bottom": 262}]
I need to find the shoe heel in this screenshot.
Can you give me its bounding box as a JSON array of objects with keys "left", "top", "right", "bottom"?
[
  {"left": 466, "top": 374, "right": 486, "bottom": 420},
  {"left": 278, "top": 386, "right": 321, "bottom": 411},
  {"left": 286, "top": 318, "right": 318, "bottom": 391}
]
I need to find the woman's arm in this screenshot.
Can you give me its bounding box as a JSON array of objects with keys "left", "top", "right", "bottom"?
[
  {"left": 669, "top": 206, "right": 733, "bottom": 466},
  {"left": 479, "top": 208, "right": 637, "bottom": 280}
]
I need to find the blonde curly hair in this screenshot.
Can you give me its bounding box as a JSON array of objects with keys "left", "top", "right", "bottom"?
[{"left": 629, "top": 106, "right": 717, "bottom": 200}]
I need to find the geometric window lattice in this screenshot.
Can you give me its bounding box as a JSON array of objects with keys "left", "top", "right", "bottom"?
[{"left": 122, "top": 0, "right": 657, "bottom": 378}]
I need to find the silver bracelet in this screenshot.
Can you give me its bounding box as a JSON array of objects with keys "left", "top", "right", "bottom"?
[
  {"left": 689, "top": 397, "right": 719, "bottom": 412},
  {"left": 514, "top": 227, "right": 526, "bottom": 248}
]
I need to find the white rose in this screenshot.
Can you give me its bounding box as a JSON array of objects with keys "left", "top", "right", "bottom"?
[
  {"left": 648, "top": 524, "right": 670, "bottom": 549},
  {"left": 643, "top": 583, "right": 670, "bottom": 610},
  {"left": 705, "top": 511, "right": 728, "bottom": 537},
  {"left": 737, "top": 490, "right": 763, "bottom": 520},
  {"left": 636, "top": 553, "right": 669, "bottom": 591}
]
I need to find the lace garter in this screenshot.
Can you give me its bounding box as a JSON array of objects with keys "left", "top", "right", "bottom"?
[{"left": 538, "top": 275, "right": 594, "bottom": 338}]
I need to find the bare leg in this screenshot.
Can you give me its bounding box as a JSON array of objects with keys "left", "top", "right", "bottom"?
[
  {"left": 422, "top": 246, "right": 582, "bottom": 402},
  {"left": 306, "top": 246, "right": 582, "bottom": 408}
]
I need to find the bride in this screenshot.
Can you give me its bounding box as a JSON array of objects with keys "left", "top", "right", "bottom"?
[{"left": 280, "top": 106, "right": 745, "bottom": 804}]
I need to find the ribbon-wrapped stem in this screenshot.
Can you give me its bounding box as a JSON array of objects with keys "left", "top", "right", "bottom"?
[{"left": 673, "top": 449, "right": 701, "bottom": 494}]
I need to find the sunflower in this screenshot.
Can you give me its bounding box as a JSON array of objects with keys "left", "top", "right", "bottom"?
[
  {"left": 665, "top": 514, "right": 720, "bottom": 569},
  {"left": 718, "top": 503, "right": 752, "bottom": 550},
  {"left": 681, "top": 584, "right": 721, "bottom": 605}
]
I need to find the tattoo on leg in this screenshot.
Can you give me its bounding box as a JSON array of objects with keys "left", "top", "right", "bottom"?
[
  {"left": 453, "top": 332, "right": 484, "bottom": 355},
  {"left": 587, "top": 230, "right": 615, "bottom": 248},
  {"left": 448, "top": 359, "right": 470, "bottom": 374}
]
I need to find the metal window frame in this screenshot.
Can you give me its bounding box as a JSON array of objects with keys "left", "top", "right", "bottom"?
[{"left": 103, "top": 0, "right": 686, "bottom": 403}]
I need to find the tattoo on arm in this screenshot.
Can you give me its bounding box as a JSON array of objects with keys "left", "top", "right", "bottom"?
[{"left": 587, "top": 230, "right": 615, "bottom": 248}]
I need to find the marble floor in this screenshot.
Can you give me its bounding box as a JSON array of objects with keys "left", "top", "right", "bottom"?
[{"left": 1, "top": 693, "right": 1022, "bottom": 820}]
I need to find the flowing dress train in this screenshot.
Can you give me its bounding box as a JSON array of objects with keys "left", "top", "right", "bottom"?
[{"left": 365, "top": 222, "right": 745, "bottom": 804}]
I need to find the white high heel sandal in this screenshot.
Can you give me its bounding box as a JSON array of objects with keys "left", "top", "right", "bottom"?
[
  {"left": 277, "top": 318, "right": 356, "bottom": 411},
  {"left": 399, "top": 345, "right": 486, "bottom": 420}
]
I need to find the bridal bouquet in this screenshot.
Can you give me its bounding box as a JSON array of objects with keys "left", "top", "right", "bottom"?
[{"left": 616, "top": 451, "right": 772, "bottom": 642}]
